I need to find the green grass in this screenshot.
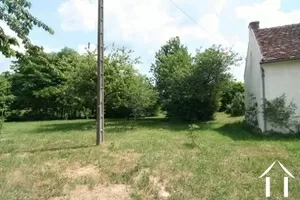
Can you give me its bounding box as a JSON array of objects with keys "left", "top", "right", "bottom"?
[{"left": 1, "top": 113, "right": 300, "bottom": 199}]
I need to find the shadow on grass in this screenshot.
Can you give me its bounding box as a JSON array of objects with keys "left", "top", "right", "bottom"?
[
  {"left": 105, "top": 118, "right": 191, "bottom": 133},
  {"left": 33, "top": 120, "right": 96, "bottom": 134},
  {"left": 215, "top": 121, "right": 300, "bottom": 141},
  {"left": 33, "top": 118, "right": 192, "bottom": 134},
  {"left": 2, "top": 144, "right": 95, "bottom": 155},
  {"left": 31, "top": 116, "right": 300, "bottom": 141}
]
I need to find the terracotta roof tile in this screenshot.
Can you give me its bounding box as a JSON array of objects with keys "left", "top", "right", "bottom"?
[{"left": 253, "top": 23, "right": 300, "bottom": 63}]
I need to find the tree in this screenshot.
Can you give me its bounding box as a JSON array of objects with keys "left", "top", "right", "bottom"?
[
  {"left": 220, "top": 81, "right": 244, "bottom": 112},
  {"left": 151, "top": 36, "right": 193, "bottom": 119},
  {"left": 6, "top": 43, "right": 158, "bottom": 121},
  {"left": 182, "top": 45, "right": 241, "bottom": 121},
  {"left": 9, "top": 45, "right": 80, "bottom": 120},
  {"left": 226, "top": 92, "right": 245, "bottom": 116},
  {"left": 0, "top": 0, "right": 54, "bottom": 57},
  {"left": 152, "top": 39, "right": 241, "bottom": 122},
  {"left": 125, "top": 75, "right": 158, "bottom": 119},
  {"left": 66, "top": 45, "right": 158, "bottom": 119},
  {"left": 0, "top": 72, "right": 14, "bottom": 115}
]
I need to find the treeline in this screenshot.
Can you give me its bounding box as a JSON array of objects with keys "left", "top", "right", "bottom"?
[
  {"left": 0, "top": 37, "right": 244, "bottom": 122},
  {"left": 0, "top": 45, "right": 158, "bottom": 121}
]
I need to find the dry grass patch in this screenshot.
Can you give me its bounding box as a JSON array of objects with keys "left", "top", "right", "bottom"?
[
  {"left": 6, "top": 169, "right": 26, "bottom": 187},
  {"left": 50, "top": 184, "right": 131, "bottom": 200},
  {"left": 109, "top": 150, "right": 141, "bottom": 173},
  {"left": 235, "top": 145, "right": 289, "bottom": 158},
  {"left": 64, "top": 165, "right": 100, "bottom": 179},
  {"left": 63, "top": 164, "right": 110, "bottom": 185},
  {"left": 222, "top": 145, "right": 288, "bottom": 167},
  {"left": 149, "top": 176, "right": 170, "bottom": 199},
  {"left": 16, "top": 152, "right": 32, "bottom": 158},
  {"left": 220, "top": 145, "right": 289, "bottom": 180},
  {"left": 0, "top": 153, "right": 10, "bottom": 159},
  {"left": 133, "top": 168, "right": 171, "bottom": 199}
]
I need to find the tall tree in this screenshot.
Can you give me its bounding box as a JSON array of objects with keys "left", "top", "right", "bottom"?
[
  {"left": 219, "top": 81, "right": 244, "bottom": 112},
  {"left": 70, "top": 45, "right": 157, "bottom": 118},
  {"left": 10, "top": 46, "right": 77, "bottom": 120},
  {"left": 151, "top": 39, "right": 241, "bottom": 121},
  {"left": 0, "top": 0, "right": 54, "bottom": 57},
  {"left": 125, "top": 74, "right": 157, "bottom": 118},
  {"left": 185, "top": 45, "right": 241, "bottom": 121},
  {"left": 0, "top": 72, "right": 14, "bottom": 116},
  {"left": 151, "top": 36, "right": 193, "bottom": 117}
]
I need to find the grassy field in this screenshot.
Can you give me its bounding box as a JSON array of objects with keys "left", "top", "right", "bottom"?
[{"left": 1, "top": 113, "right": 300, "bottom": 200}]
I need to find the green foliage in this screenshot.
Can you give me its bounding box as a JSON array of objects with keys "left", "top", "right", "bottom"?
[
  {"left": 70, "top": 45, "right": 157, "bottom": 119},
  {"left": 2, "top": 35, "right": 241, "bottom": 122},
  {"left": 185, "top": 124, "right": 200, "bottom": 148},
  {"left": 220, "top": 81, "right": 244, "bottom": 112},
  {"left": 125, "top": 75, "right": 158, "bottom": 119},
  {"left": 0, "top": 72, "right": 13, "bottom": 133},
  {"left": 9, "top": 46, "right": 76, "bottom": 120},
  {"left": 151, "top": 36, "right": 193, "bottom": 118},
  {"left": 6, "top": 44, "right": 158, "bottom": 121},
  {"left": 225, "top": 92, "right": 245, "bottom": 116},
  {"left": 245, "top": 93, "right": 258, "bottom": 127},
  {"left": 0, "top": 0, "right": 54, "bottom": 57},
  {"left": 184, "top": 46, "right": 240, "bottom": 121},
  {"left": 0, "top": 72, "right": 14, "bottom": 114},
  {"left": 151, "top": 38, "right": 241, "bottom": 122},
  {"left": 265, "top": 94, "right": 300, "bottom": 134},
  {"left": 0, "top": 73, "right": 12, "bottom": 133},
  {"left": 0, "top": 116, "right": 3, "bottom": 134}
]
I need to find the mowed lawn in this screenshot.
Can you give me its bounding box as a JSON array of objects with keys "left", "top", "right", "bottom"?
[{"left": 1, "top": 113, "right": 300, "bottom": 200}]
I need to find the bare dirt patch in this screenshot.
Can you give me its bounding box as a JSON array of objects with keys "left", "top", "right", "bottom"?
[
  {"left": 134, "top": 168, "right": 170, "bottom": 199},
  {"left": 149, "top": 176, "right": 170, "bottom": 199},
  {"left": 62, "top": 150, "right": 140, "bottom": 183},
  {"left": 64, "top": 165, "right": 99, "bottom": 179},
  {"left": 0, "top": 153, "right": 10, "bottom": 159},
  {"left": 50, "top": 184, "right": 131, "bottom": 200}
]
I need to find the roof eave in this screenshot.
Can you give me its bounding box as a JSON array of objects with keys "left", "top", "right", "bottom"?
[{"left": 260, "top": 57, "right": 300, "bottom": 64}]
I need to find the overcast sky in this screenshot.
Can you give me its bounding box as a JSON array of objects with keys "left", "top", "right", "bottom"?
[{"left": 1, "top": 0, "right": 300, "bottom": 81}]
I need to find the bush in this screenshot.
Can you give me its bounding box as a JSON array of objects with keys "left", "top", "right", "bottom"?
[
  {"left": 0, "top": 116, "right": 4, "bottom": 135},
  {"left": 220, "top": 81, "right": 244, "bottom": 112},
  {"left": 245, "top": 93, "right": 258, "bottom": 127},
  {"left": 265, "top": 94, "right": 300, "bottom": 134},
  {"left": 226, "top": 92, "right": 245, "bottom": 116}
]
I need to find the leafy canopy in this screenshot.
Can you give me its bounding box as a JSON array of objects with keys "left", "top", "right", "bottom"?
[
  {"left": 6, "top": 44, "right": 158, "bottom": 121},
  {"left": 151, "top": 37, "right": 241, "bottom": 122},
  {"left": 0, "top": 0, "right": 54, "bottom": 57}
]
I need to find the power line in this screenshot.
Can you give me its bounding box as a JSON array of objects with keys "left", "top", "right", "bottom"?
[{"left": 168, "top": 0, "right": 224, "bottom": 44}]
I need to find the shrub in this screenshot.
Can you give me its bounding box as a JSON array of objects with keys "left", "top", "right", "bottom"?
[
  {"left": 226, "top": 92, "right": 245, "bottom": 116},
  {"left": 0, "top": 116, "right": 4, "bottom": 135},
  {"left": 245, "top": 93, "right": 258, "bottom": 127},
  {"left": 265, "top": 94, "right": 300, "bottom": 134},
  {"left": 220, "top": 81, "right": 244, "bottom": 112}
]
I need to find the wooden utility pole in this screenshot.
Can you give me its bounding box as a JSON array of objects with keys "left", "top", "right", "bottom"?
[{"left": 96, "top": 0, "right": 104, "bottom": 145}]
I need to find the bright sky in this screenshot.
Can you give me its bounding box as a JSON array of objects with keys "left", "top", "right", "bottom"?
[{"left": 0, "top": 0, "right": 300, "bottom": 81}]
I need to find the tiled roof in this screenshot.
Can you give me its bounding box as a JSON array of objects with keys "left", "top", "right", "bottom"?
[{"left": 252, "top": 23, "right": 300, "bottom": 63}]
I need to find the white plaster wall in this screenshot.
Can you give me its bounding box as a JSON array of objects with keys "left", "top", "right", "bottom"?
[
  {"left": 263, "top": 60, "right": 300, "bottom": 132},
  {"left": 244, "top": 28, "right": 264, "bottom": 131}
]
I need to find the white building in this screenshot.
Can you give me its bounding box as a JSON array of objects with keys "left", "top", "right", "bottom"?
[{"left": 244, "top": 21, "right": 300, "bottom": 133}]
